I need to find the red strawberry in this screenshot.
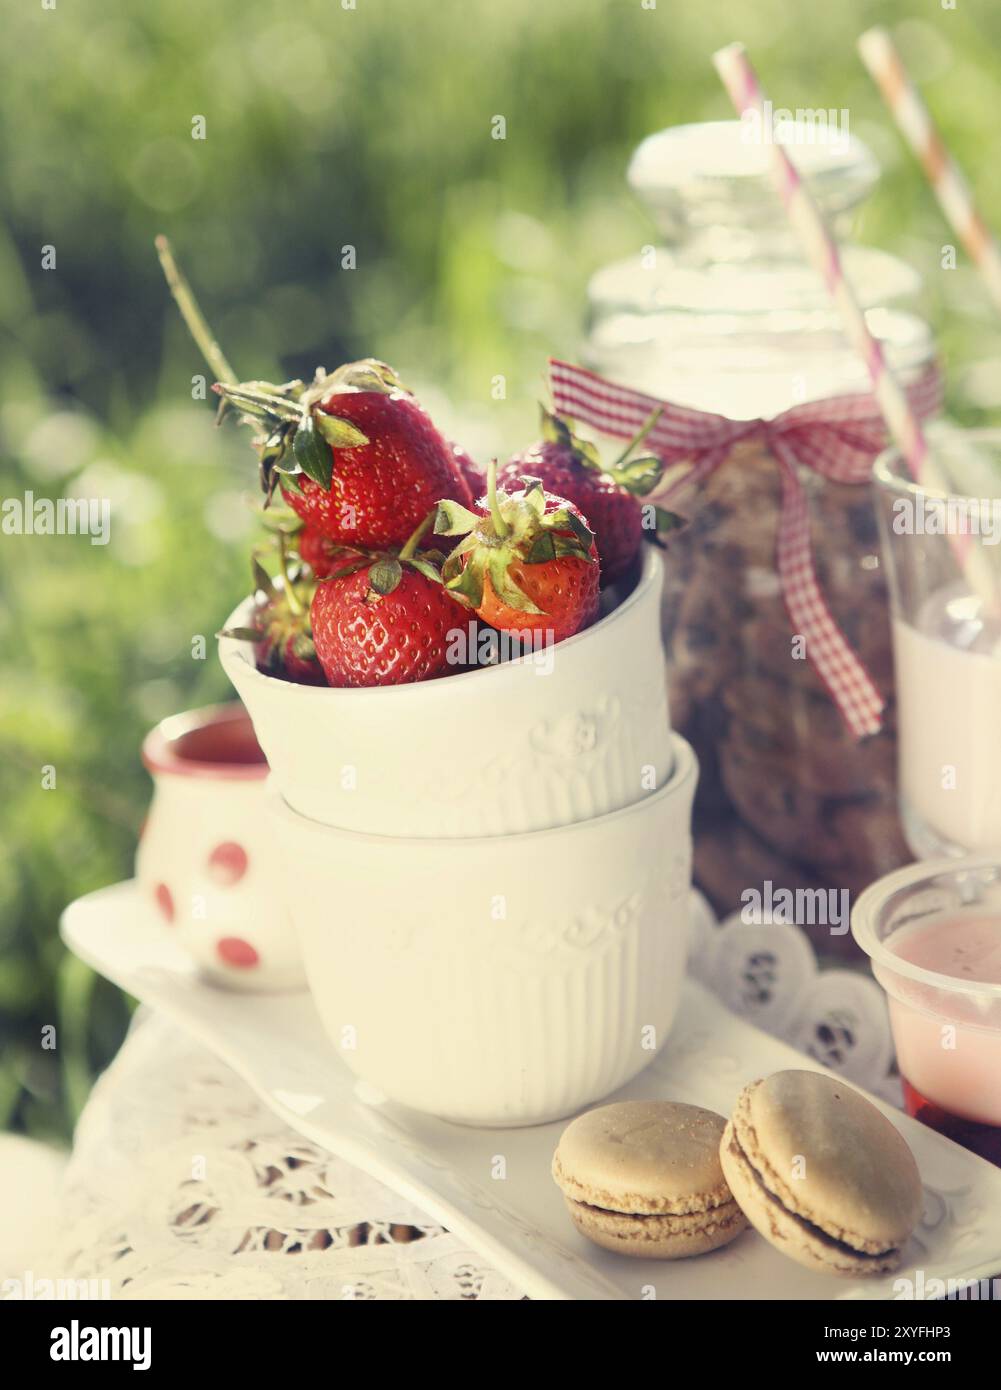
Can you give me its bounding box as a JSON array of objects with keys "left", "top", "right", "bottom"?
[
  {"left": 310, "top": 514, "right": 468, "bottom": 687},
  {"left": 221, "top": 550, "right": 326, "bottom": 686},
  {"left": 214, "top": 360, "right": 474, "bottom": 550},
  {"left": 448, "top": 440, "right": 486, "bottom": 500},
  {"left": 435, "top": 463, "right": 599, "bottom": 645},
  {"left": 498, "top": 407, "right": 665, "bottom": 586},
  {"left": 298, "top": 524, "right": 349, "bottom": 579}
]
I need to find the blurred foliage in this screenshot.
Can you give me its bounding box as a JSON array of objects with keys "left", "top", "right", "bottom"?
[{"left": 1, "top": 0, "right": 1001, "bottom": 1143}]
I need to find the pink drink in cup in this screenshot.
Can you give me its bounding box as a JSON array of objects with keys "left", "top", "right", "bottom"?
[{"left": 853, "top": 859, "right": 1001, "bottom": 1165}]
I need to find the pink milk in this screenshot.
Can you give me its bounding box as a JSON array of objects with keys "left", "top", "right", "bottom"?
[{"left": 885, "top": 913, "right": 1001, "bottom": 1161}]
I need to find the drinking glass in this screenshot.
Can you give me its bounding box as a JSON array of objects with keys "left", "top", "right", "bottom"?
[{"left": 874, "top": 427, "right": 1001, "bottom": 859}]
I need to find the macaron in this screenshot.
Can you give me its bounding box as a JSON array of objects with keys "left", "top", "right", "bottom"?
[
  {"left": 720, "top": 1070, "right": 923, "bottom": 1278},
  {"left": 551, "top": 1100, "right": 749, "bottom": 1259}
]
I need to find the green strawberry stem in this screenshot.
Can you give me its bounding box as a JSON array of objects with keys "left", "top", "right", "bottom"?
[
  {"left": 155, "top": 235, "right": 238, "bottom": 387},
  {"left": 485, "top": 458, "right": 510, "bottom": 539},
  {"left": 276, "top": 533, "right": 304, "bottom": 617},
  {"left": 213, "top": 382, "right": 303, "bottom": 422},
  {"left": 610, "top": 405, "right": 663, "bottom": 471},
  {"left": 398, "top": 510, "right": 436, "bottom": 561}
]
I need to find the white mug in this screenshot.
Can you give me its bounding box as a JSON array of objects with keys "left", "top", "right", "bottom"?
[{"left": 136, "top": 703, "right": 305, "bottom": 992}]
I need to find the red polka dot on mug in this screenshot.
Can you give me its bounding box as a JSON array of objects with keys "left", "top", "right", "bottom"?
[
  {"left": 216, "top": 936, "right": 259, "bottom": 969},
  {"left": 207, "top": 842, "right": 249, "bottom": 886}
]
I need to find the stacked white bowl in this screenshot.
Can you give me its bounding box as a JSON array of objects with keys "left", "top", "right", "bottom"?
[{"left": 219, "top": 547, "right": 697, "bottom": 1125}]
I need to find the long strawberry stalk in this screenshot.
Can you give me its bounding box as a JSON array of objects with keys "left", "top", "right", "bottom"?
[
  {"left": 275, "top": 533, "right": 304, "bottom": 617},
  {"left": 155, "top": 234, "right": 238, "bottom": 386},
  {"left": 155, "top": 235, "right": 373, "bottom": 499}
]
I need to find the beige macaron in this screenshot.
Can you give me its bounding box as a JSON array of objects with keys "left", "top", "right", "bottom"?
[
  {"left": 720, "top": 1070, "right": 924, "bottom": 1278},
  {"left": 552, "top": 1100, "right": 749, "bottom": 1258}
]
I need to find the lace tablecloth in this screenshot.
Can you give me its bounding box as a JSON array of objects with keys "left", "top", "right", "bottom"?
[
  {"left": 32, "top": 899, "right": 899, "bottom": 1300},
  {"left": 36, "top": 1010, "right": 524, "bottom": 1300}
]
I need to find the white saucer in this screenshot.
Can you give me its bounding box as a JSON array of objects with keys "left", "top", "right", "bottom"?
[{"left": 62, "top": 880, "right": 1001, "bottom": 1301}]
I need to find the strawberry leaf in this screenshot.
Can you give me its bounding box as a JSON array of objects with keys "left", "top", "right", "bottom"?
[
  {"left": 540, "top": 407, "right": 572, "bottom": 447},
  {"left": 367, "top": 557, "right": 403, "bottom": 596},
  {"left": 610, "top": 455, "right": 663, "bottom": 495},
  {"left": 525, "top": 531, "right": 591, "bottom": 565},
  {"left": 275, "top": 468, "right": 305, "bottom": 496},
  {"left": 542, "top": 507, "right": 593, "bottom": 549},
  {"left": 441, "top": 535, "right": 478, "bottom": 583},
  {"left": 405, "top": 556, "right": 444, "bottom": 585},
  {"left": 260, "top": 425, "right": 291, "bottom": 458},
  {"left": 292, "top": 413, "right": 333, "bottom": 490},
  {"left": 578, "top": 442, "right": 603, "bottom": 470},
  {"left": 434, "top": 499, "right": 481, "bottom": 537},
  {"left": 551, "top": 534, "right": 593, "bottom": 561},
  {"left": 251, "top": 557, "right": 276, "bottom": 597},
  {"left": 215, "top": 383, "right": 303, "bottom": 423},
  {"left": 520, "top": 478, "right": 547, "bottom": 517},
  {"left": 540, "top": 406, "right": 602, "bottom": 469},
  {"left": 525, "top": 532, "right": 557, "bottom": 563},
  {"left": 654, "top": 506, "right": 685, "bottom": 533},
  {"left": 314, "top": 412, "right": 370, "bottom": 449},
  {"left": 564, "top": 510, "right": 593, "bottom": 547},
  {"left": 445, "top": 555, "right": 485, "bottom": 608},
  {"left": 217, "top": 626, "right": 261, "bottom": 643},
  {"left": 331, "top": 359, "right": 408, "bottom": 395},
  {"left": 487, "top": 550, "right": 545, "bottom": 614}
]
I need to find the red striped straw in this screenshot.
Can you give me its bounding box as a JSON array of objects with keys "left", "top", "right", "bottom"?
[
  {"left": 859, "top": 27, "right": 1001, "bottom": 318},
  {"left": 712, "top": 42, "right": 930, "bottom": 484}
]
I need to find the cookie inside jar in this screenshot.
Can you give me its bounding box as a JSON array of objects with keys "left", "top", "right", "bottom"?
[{"left": 582, "top": 121, "right": 939, "bottom": 959}]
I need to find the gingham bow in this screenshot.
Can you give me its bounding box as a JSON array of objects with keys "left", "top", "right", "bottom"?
[{"left": 549, "top": 357, "right": 943, "bottom": 738}]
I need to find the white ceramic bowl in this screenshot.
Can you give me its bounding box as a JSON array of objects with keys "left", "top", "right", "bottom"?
[
  {"left": 136, "top": 704, "right": 306, "bottom": 992},
  {"left": 219, "top": 546, "right": 673, "bottom": 838},
  {"left": 269, "top": 732, "right": 697, "bottom": 1125}
]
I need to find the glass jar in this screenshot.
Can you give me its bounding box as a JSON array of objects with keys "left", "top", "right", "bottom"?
[{"left": 583, "top": 121, "right": 939, "bottom": 952}]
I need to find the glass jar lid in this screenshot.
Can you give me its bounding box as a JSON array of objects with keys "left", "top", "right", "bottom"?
[
  {"left": 628, "top": 120, "right": 879, "bottom": 242},
  {"left": 581, "top": 119, "right": 935, "bottom": 421}
]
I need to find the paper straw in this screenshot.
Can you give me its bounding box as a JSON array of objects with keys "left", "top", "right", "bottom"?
[
  {"left": 712, "top": 43, "right": 999, "bottom": 612},
  {"left": 858, "top": 27, "right": 1001, "bottom": 317},
  {"left": 712, "top": 42, "right": 930, "bottom": 481}
]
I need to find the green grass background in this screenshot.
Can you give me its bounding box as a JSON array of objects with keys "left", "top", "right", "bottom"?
[{"left": 2, "top": 0, "right": 1000, "bottom": 1142}]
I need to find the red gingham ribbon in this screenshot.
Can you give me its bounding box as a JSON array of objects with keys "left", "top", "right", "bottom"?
[{"left": 549, "top": 357, "right": 943, "bottom": 739}]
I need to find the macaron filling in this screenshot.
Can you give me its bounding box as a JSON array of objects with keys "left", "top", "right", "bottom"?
[
  {"left": 726, "top": 1129, "right": 899, "bottom": 1263},
  {"left": 569, "top": 1195, "right": 740, "bottom": 1223}
]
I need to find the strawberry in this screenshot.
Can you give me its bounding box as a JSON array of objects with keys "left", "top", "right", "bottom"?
[
  {"left": 449, "top": 440, "right": 486, "bottom": 500},
  {"left": 310, "top": 514, "right": 468, "bottom": 687},
  {"left": 220, "top": 546, "right": 326, "bottom": 686},
  {"left": 298, "top": 524, "right": 348, "bottom": 579},
  {"left": 498, "top": 407, "right": 667, "bottom": 586},
  {"left": 435, "top": 462, "right": 600, "bottom": 645},
  {"left": 212, "top": 359, "right": 474, "bottom": 550},
  {"left": 154, "top": 244, "right": 472, "bottom": 548}
]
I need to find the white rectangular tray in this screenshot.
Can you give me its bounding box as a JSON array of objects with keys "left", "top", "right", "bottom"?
[{"left": 62, "top": 881, "right": 1001, "bottom": 1301}]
